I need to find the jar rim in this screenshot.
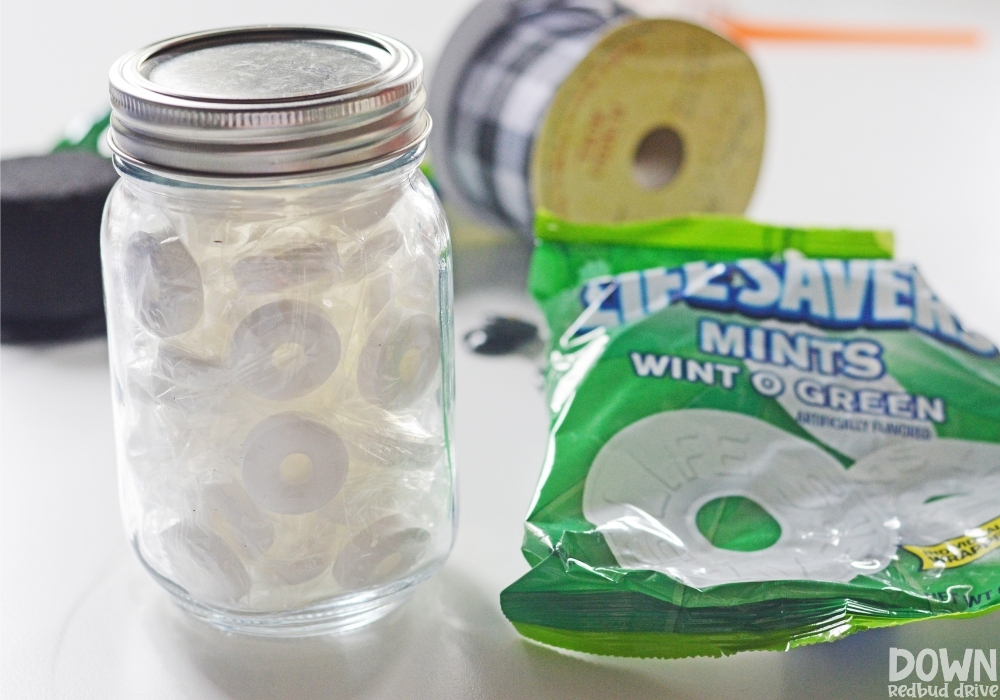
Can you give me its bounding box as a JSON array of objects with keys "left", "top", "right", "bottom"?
[
  {"left": 112, "top": 141, "right": 427, "bottom": 191},
  {"left": 108, "top": 26, "right": 430, "bottom": 177}
]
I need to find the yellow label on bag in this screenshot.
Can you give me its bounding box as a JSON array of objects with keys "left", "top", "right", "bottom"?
[{"left": 903, "top": 515, "right": 1000, "bottom": 570}]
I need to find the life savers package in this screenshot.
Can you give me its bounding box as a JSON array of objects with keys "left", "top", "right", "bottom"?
[{"left": 500, "top": 214, "right": 1000, "bottom": 658}]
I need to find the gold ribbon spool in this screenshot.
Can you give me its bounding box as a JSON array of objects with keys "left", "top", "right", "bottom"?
[{"left": 532, "top": 19, "right": 766, "bottom": 225}]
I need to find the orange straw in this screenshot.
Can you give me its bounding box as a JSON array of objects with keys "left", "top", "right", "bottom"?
[{"left": 715, "top": 17, "right": 981, "bottom": 48}]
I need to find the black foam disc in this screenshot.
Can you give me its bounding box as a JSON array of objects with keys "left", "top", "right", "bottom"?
[{"left": 1, "top": 151, "right": 119, "bottom": 343}]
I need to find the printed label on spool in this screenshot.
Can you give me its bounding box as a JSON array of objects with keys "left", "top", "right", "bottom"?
[{"left": 532, "top": 19, "right": 765, "bottom": 224}]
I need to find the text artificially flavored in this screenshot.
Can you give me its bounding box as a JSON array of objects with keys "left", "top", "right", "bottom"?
[{"left": 500, "top": 213, "right": 1000, "bottom": 658}]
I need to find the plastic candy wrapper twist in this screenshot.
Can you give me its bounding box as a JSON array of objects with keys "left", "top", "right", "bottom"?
[{"left": 500, "top": 213, "right": 1000, "bottom": 658}]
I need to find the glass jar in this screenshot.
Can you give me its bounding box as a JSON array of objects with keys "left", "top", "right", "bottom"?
[{"left": 100, "top": 27, "right": 454, "bottom": 635}]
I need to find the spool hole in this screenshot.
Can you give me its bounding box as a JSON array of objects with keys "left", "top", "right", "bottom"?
[
  {"left": 632, "top": 126, "right": 684, "bottom": 190},
  {"left": 272, "top": 342, "right": 306, "bottom": 370},
  {"left": 696, "top": 496, "right": 781, "bottom": 552},
  {"left": 279, "top": 453, "right": 313, "bottom": 484}
]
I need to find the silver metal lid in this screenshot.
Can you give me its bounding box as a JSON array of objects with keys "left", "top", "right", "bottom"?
[{"left": 109, "top": 26, "right": 430, "bottom": 176}]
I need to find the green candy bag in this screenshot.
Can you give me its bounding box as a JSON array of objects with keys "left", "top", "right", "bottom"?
[{"left": 500, "top": 212, "right": 1000, "bottom": 658}]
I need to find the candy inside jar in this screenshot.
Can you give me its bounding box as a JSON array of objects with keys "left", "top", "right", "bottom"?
[{"left": 102, "top": 27, "right": 454, "bottom": 635}]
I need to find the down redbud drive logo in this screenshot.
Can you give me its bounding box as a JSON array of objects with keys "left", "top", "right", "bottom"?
[{"left": 889, "top": 648, "right": 998, "bottom": 697}]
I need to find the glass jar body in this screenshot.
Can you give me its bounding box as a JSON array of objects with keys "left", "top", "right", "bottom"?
[{"left": 100, "top": 155, "right": 454, "bottom": 635}]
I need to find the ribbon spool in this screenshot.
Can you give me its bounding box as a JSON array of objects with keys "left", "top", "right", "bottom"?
[{"left": 428, "top": 0, "right": 766, "bottom": 235}]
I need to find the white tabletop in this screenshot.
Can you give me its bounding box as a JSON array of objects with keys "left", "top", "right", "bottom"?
[{"left": 3, "top": 1, "right": 999, "bottom": 698}]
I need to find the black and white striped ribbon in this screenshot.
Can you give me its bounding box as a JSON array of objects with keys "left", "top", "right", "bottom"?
[{"left": 445, "top": 0, "right": 633, "bottom": 232}]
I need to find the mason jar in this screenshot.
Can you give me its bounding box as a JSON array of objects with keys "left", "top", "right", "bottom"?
[{"left": 100, "top": 27, "right": 454, "bottom": 635}]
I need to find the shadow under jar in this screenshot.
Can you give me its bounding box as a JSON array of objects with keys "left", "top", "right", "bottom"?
[{"left": 101, "top": 26, "right": 455, "bottom": 636}]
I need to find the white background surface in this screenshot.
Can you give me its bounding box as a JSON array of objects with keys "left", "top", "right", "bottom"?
[{"left": 2, "top": 0, "right": 999, "bottom": 698}]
